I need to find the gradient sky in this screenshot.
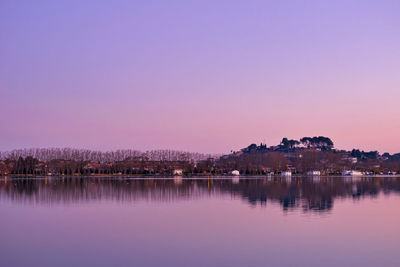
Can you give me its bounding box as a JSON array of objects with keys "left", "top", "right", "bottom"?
[{"left": 1, "top": 0, "right": 400, "bottom": 154}]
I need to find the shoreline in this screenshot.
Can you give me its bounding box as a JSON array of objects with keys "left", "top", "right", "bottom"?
[{"left": 1, "top": 174, "right": 400, "bottom": 179}]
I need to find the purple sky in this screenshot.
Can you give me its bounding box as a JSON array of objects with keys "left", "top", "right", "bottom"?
[{"left": 1, "top": 0, "right": 400, "bottom": 153}]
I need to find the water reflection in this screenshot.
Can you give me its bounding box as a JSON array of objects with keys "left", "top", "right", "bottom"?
[{"left": 1, "top": 176, "right": 399, "bottom": 212}]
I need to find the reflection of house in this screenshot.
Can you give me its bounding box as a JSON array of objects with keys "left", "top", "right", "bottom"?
[
  {"left": 174, "top": 176, "right": 183, "bottom": 184},
  {"left": 312, "top": 176, "right": 321, "bottom": 183},
  {"left": 282, "top": 176, "right": 292, "bottom": 184}
]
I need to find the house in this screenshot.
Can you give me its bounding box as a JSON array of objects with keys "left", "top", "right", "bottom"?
[
  {"left": 230, "top": 170, "right": 240, "bottom": 176},
  {"left": 0, "top": 161, "right": 9, "bottom": 175},
  {"left": 342, "top": 170, "right": 362, "bottom": 176},
  {"left": 307, "top": 171, "right": 321, "bottom": 176},
  {"left": 83, "top": 162, "right": 101, "bottom": 170},
  {"left": 281, "top": 171, "right": 292, "bottom": 176},
  {"left": 173, "top": 169, "right": 183, "bottom": 176}
]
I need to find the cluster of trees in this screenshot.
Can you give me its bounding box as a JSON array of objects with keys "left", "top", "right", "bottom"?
[
  {"left": 383, "top": 153, "right": 400, "bottom": 161},
  {"left": 299, "top": 136, "right": 334, "bottom": 150},
  {"left": 279, "top": 138, "right": 300, "bottom": 150},
  {"left": 215, "top": 150, "right": 345, "bottom": 175},
  {"left": 216, "top": 152, "right": 289, "bottom": 174},
  {"left": 351, "top": 149, "right": 379, "bottom": 160},
  {"left": 242, "top": 136, "right": 335, "bottom": 152},
  {"left": 2, "top": 157, "right": 199, "bottom": 176},
  {"left": 0, "top": 148, "right": 216, "bottom": 163},
  {"left": 8, "top": 156, "right": 39, "bottom": 175},
  {"left": 0, "top": 148, "right": 218, "bottom": 176}
]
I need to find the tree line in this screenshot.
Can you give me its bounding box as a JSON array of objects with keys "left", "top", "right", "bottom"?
[
  {"left": 1, "top": 136, "right": 400, "bottom": 176},
  {"left": 242, "top": 136, "right": 335, "bottom": 152},
  {"left": 0, "top": 148, "right": 217, "bottom": 163}
]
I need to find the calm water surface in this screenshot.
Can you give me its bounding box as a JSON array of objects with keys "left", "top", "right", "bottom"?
[{"left": 0, "top": 176, "right": 399, "bottom": 267}]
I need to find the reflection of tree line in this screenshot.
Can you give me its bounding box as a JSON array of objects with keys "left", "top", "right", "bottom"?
[
  {"left": 0, "top": 178, "right": 210, "bottom": 205},
  {"left": 225, "top": 178, "right": 387, "bottom": 211},
  {"left": 0, "top": 177, "right": 399, "bottom": 212}
]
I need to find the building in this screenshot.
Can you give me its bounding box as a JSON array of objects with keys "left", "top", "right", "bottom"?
[
  {"left": 0, "top": 161, "right": 9, "bottom": 175},
  {"left": 342, "top": 170, "right": 363, "bottom": 176},
  {"left": 173, "top": 169, "right": 183, "bottom": 176},
  {"left": 230, "top": 170, "right": 240, "bottom": 176}
]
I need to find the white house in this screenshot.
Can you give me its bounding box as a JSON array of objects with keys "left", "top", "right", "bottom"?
[
  {"left": 307, "top": 171, "right": 321, "bottom": 176},
  {"left": 342, "top": 170, "right": 362, "bottom": 176},
  {"left": 281, "top": 171, "right": 292, "bottom": 176},
  {"left": 173, "top": 169, "right": 183, "bottom": 176},
  {"left": 230, "top": 170, "right": 240, "bottom": 176}
]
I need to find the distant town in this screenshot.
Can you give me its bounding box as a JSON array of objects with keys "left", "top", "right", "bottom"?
[{"left": 1, "top": 136, "right": 400, "bottom": 176}]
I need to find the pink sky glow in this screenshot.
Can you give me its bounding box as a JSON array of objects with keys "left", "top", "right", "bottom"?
[{"left": 1, "top": 1, "right": 400, "bottom": 154}]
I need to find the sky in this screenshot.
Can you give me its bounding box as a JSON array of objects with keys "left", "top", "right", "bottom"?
[{"left": 1, "top": 0, "right": 400, "bottom": 154}]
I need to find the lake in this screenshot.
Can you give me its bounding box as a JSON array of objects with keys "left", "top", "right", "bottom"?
[{"left": 0, "top": 176, "right": 399, "bottom": 267}]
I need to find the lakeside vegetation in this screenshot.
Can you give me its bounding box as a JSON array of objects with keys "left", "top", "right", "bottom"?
[{"left": 1, "top": 136, "right": 400, "bottom": 176}]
